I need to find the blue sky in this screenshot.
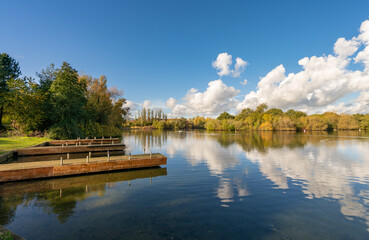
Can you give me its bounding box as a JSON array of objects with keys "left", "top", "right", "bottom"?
[{"left": 1, "top": 0, "right": 369, "bottom": 116}]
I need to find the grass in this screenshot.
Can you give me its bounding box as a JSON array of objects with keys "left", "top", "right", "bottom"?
[{"left": 0, "top": 136, "right": 51, "bottom": 154}]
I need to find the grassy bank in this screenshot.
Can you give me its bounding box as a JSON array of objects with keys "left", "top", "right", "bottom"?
[{"left": 0, "top": 137, "right": 51, "bottom": 154}]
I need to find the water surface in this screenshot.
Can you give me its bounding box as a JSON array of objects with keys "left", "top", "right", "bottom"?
[{"left": 1, "top": 130, "right": 369, "bottom": 239}]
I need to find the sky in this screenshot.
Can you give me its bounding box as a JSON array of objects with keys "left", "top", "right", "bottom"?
[{"left": 1, "top": 0, "right": 369, "bottom": 117}]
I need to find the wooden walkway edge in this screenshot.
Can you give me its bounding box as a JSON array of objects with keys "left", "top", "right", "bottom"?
[
  {"left": 0, "top": 153, "right": 167, "bottom": 182},
  {"left": 17, "top": 143, "right": 125, "bottom": 156}
]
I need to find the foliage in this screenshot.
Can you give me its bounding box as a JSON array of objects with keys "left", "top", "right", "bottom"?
[
  {"left": 132, "top": 108, "right": 167, "bottom": 127},
  {"left": 0, "top": 231, "right": 13, "bottom": 240},
  {"left": 217, "top": 112, "right": 235, "bottom": 120},
  {"left": 2, "top": 54, "right": 128, "bottom": 139},
  {"left": 48, "top": 62, "right": 87, "bottom": 139},
  {"left": 0, "top": 53, "right": 21, "bottom": 130},
  {"left": 129, "top": 103, "right": 369, "bottom": 132},
  {"left": 81, "top": 75, "right": 128, "bottom": 137},
  {"left": 6, "top": 77, "right": 44, "bottom": 133}
]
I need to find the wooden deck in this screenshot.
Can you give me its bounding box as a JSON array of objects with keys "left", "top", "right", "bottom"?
[
  {"left": 0, "top": 153, "right": 167, "bottom": 182},
  {"left": 48, "top": 138, "right": 120, "bottom": 146},
  {"left": 17, "top": 143, "right": 125, "bottom": 156},
  {"left": 0, "top": 167, "right": 167, "bottom": 196}
]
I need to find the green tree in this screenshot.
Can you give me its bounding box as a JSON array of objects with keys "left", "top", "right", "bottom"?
[
  {"left": 255, "top": 103, "right": 268, "bottom": 113},
  {"left": 48, "top": 62, "right": 87, "bottom": 139},
  {"left": 0, "top": 53, "right": 21, "bottom": 129},
  {"left": 235, "top": 108, "right": 253, "bottom": 120},
  {"left": 6, "top": 77, "right": 44, "bottom": 132},
  {"left": 36, "top": 64, "right": 57, "bottom": 130},
  {"left": 217, "top": 112, "right": 235, "bottom": 120}
]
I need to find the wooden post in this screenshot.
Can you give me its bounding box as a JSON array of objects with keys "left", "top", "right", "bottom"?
[
  {"left": 86, "top": 155, "right": 89, "bottom": 163},
  {"left": 67, "top": 153, "right": 70, "bottom": 159},
  {"left": 101, "top": 140, "right": 103, "bottom": 145},
  {"left": 112, "top": 140, "right": 114, "bottom": 144},
  {"left": 60, "top": 157, "right": 63, "bottom": 165},
  {"left": 107, "top": 150, "right": 110, "bottom": 161},
  {"left": 110, "top": 136, "right": 112, "bottom": 139},
  {"left": 62, "top": 144, "right": 64, "bottom": 148},
  {"left": 102, "top": 136, "right": 104, "bottom": 139},
  {"left": 89, "top": 151, "right": 91, "bottom": 159},
  {"left": 150, "top": 152, "right": 152, "bottom": 158},
  {"left": 94, "top": 137, "right": 96, "bottom": 140},
  {"left": 66, "top": 142, "right": 68, "bottom": 146}
]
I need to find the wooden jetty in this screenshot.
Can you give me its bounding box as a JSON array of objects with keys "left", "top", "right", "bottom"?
[
  {"left": 17, "top": 143, "right": 125, "bottom": 156},
  {"left": 0, "top": 167, "right": 167, "bottom": 196},
  {"left": 48, "top": 138, "right": 120, "bottom": 146},
  {"left": 0, "top": 153, "right": 167, "bottom": 182},
  {"left": 15, "top": 150, "right": 126, "bottom": 163}
]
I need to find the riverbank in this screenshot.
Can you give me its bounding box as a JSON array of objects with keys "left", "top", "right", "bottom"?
[{"left": 0, "top": 136, "right": 51, "bottom": 154}]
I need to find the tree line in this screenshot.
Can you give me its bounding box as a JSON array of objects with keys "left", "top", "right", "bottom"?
[
  {"left": 129, "top": 103, "right": 369, "bottom": 131},
  {"left": 0, "top": 53, "right": 128, "bottom": 139}
]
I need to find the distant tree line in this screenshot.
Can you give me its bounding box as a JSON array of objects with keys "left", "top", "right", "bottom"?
[
  {"left": 0, "top": 53, "right": 128, "bottom": 139},
  {"left": 129, "top": 103, "right": 369, "bottom": 131}
]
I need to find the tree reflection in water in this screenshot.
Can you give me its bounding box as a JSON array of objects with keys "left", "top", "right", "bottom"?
[
  {"left": 124, "top": 130, "right": 369, "bottom": 229},
  {"left": 0, "top": 167, "right": 167, "bottom": 224}
]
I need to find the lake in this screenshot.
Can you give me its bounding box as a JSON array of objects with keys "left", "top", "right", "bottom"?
[{"left": 1, "top": 130, "right": 369, "bottom": 239}]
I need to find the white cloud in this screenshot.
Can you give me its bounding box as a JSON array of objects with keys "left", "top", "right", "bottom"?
[
  {"left": 334, "top": 38, "right": 359, "bottom": 58},
  {"left": 241, "top": 79, "right": 248, "bottom": 86},
  {"left": 212, "top": 53, "right": 247, "bottom": 77},
  {"left": 166, "top": 98, "right": 177, "bottom": 109},
  {"left": 233, "top": 57, "right": 248, "bottom": 77},
  {"left": 142, "top": 100, "right": 151, "bottom": 109},
  {"left": 167, "top": 79, "right": 240, "bottom": 117},
  {"left": 212, "top": 53, "right": 233, "bottom": 76},
  {"left": 237, "top": 19, "right": 369, "bottom": 113}
]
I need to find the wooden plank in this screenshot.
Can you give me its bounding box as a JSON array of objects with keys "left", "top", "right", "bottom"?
[
  {"left": 0, "top": 167, "right": 167, "bottom": 196},
  {"left": 0, "top": 153, "right": 167, "bottom": 182},
  {"left": 16, "top": 150, "right": 125, "bottom": 163},
  {"left": 48, "top": 138, "right": 120, "bottom": 145},
  {"left": 17, "top": 144, "right": 125, "bottom": 156}
]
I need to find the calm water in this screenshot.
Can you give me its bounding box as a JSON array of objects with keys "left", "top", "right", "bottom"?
[{"left": 2, "top": 130, "right": 369, "bottom": 239}]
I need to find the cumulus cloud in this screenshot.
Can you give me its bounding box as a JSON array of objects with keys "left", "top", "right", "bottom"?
[
  {"left": 142, "top": 100, "right": 151, "bottom": 109},
  {"left": 167, "top": 79, "right": 240, "bottom": 117},
  {"left": 233, "top": 57, "right": 247, "bottom": 77},
  {"left": 166, "top": 98, "right": 177, "bottom": 109},
  {"left": 237, "top": 19, "right": 369, "bottom": 113},
  {"left": 212, "top": 53, "right": 248, "bottom": 77},
  {"left": 212, "top": 53, "right": 233, "bottom": 76}
]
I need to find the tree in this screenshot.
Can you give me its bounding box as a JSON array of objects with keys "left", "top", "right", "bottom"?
[
  {"left": 48, "top": 62, "right": 87, "bottom": 139},
  {"left": 6, "top": 77, "right": 44, "bottom": 132},
  {"left": 235, "top": 108, "right": 253, "bottom": 120},
  {"left": 337, "top": 114, "right": 359, "bottom": 130},
  {"left": 255, "top": 103, "right": 268, "bottom": 113},
  {"left": 265, "top": 108, "right": 283, "bottom": 116},
  {"left": 36, "top": 64, "right": 57, "bottom": 130},
  {"left": 217, "top": 112, "right": 235, "bottom": 120},
  {"left": 0, "top": 53, "right": 21, "bottom": 129},
  {"left": 36, "top": 64, "right": 57, "bottom": 93}
]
